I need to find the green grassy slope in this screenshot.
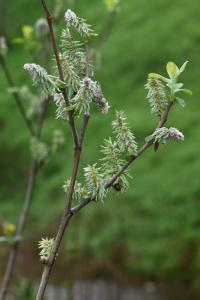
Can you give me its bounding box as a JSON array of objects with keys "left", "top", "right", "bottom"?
[{"left": 1, "top": 0, "right": 200, "bottom": 283}]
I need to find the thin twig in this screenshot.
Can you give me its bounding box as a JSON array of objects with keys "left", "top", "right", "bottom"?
[
  {"left": 0, "top": 56, "right": 35, "bottom": 136},
  {"left": 36, "top": 109, "right": 90, "bottom": 300},
  {"left": 0, "top": 163, "right": 37, "bottom": 300},
  {"left": 79, "top": 114, "right": 90, "bottom": 145}
]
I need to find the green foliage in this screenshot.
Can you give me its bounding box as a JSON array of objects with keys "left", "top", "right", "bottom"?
[
  {"left": 1, "top": 0, "right": 200, "bottom": 288},
  {"left": 104, "top": 0, "right": 120, "bottom": 12},
  {"left": 149, "top": 61, "right": 192, "bottom": 103}
]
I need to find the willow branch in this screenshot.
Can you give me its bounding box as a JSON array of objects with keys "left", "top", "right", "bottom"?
[
  {"left": 36, "top": 108, "right": 90, "bottom": 299},
  {"left": 36, "top": 162, "right": 79, "bottom": 300},
  {"left": 41, "top": 0, "right": 79, "bottom": 148},
  {"left": 71, "top": 101, "right": 174, "bottom": 214},
  {"left": 36, "top": 159, "right": 77, "bottom": 300},
  {"left": 0, "top": 56, "right": 35, "bottom": 136},
  {"left": 35, "top": 100, "right": 173, "bottom": 300}
]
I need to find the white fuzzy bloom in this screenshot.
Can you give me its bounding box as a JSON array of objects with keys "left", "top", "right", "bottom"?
[
  {"left": 146, "top": 127, "right": 184, "bottom": 144},
  {"left": 101, "top": 138, "right": 130, "bottom": 190},
  {"left": 145, "top": 78, "right": 168, "bottom": 116},
  {"left": 63, "top": 179, "right": 88, "bottom": 202},
  {"left": 168, "top": 127, "right": 184, "bottom": 141},
  {"left": 112, "top": 111, "right": 138, "bottom": 155},
  {"left": 64, "top": 9, "right": 93, "bottom": 37},
  {"left": 84, "top": 164, "right": 106, "bottom": 201},
  {"left": 71, "top": 77, "right": 109, "bottom": 115},
  {"left": 87, "top": 78, "right": 110, "bottom": 114},
  {"left": 38, "top": 237, "right": 54, "bottom": 263},
  {"left": 53, "top": 93, "right": 68, "bottom": 120},
  {"left": 24, "top": 63, "right": 55, "bottom": 97}
]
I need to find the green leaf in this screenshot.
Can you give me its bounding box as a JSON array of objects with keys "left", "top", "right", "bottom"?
[
  {"left": 64, "top": 104, "right": 77, "bottom": 112},
  {"left": 55, "top": 79, "right": 67, "bottom": 89},
  {"left": 166, "top": 62, "right": 180, "bottom": 79},
  {"left": 179, "top": 88, "right": 192, "bottom": 96},
  {"left": 104, "top": 0, "right": 119, "bottom": 12},
  {"left": 179, "top": 61, "right": 189, "bottom": 73},
  {"left": 148, "top": 73, "right": 168, "bottom": 83},
  {"left": 176, "top": 97, "right": 186, "bottom": 108},
  {"left": 22, "top": 25, "right": 33, "bottom": 39}
]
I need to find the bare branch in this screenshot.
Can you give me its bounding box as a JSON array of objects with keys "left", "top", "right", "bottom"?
[
  {"left": 79, "top": 113, "right": 90, "bottom": 146},
  {"left": 0, "top": 163, "right": 37, "bottom": 300}
]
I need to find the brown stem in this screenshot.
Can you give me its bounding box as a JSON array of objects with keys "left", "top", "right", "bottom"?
[
  {"left": 79, "top": 114, "right": 90, "bottom": 145},
  {"left": 36, "top": 147, "right": 82, "bottom": 300},
  {"left": 0, "top": 56, "right": 35, "bottom": 136},
  {"left": 0, "top": 163, "right": 37, "bottom": 300},
  {"left": 36, "top": 212, "right": 72, "bottom": 300},
  {"left": 36, "top": 111, "right": 90, "bottom": 300},
  {"left": 40, "top": 0, "right": 79, "bottom": 148},
  {"left": 35, "top": 152, "right": 79, "bottom": 300}
]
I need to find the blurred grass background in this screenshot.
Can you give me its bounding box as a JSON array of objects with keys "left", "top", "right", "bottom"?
[{"left": 0, "top": 0, "right": 200, "bottom": 296}]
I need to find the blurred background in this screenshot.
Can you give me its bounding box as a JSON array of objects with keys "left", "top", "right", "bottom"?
[{"left": 0, "top": 0, "right": 200, "bottom": 299}]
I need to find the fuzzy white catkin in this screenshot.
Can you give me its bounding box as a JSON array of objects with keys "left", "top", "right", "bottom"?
[
  {"left": 64, "top": 9, "right": 93, "bottom": 37},
  {"left": 145, "top": 78, "right": 168, "bottom": 116},
  {"left": 24, "top": 63, "right": 55, "bottom": 97},
  {"left": 84, "top": 164, "right": 106, "bottom": 201},
  {"left": 147, "top": 127, "right": 184, "bottom": 144},
  {"left": 112, "top": 111, "right": 138, "bottom": 155}
]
